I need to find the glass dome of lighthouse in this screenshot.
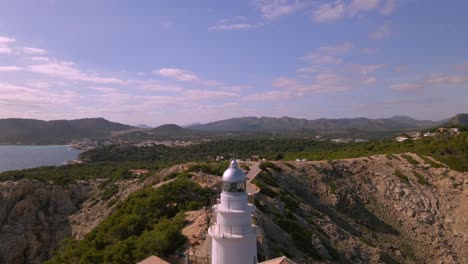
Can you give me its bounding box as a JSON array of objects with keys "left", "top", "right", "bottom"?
[{"left": 222, "top": 159, "right": 246, "bottom": 193}]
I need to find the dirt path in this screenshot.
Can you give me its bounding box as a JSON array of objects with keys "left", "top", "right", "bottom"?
[{"left": 246, "top": 162, "right": 261, "bottom": 195}]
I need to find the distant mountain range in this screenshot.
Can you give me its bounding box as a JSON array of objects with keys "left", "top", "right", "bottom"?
[
  {"left": 0, "top": 118, "right": 134, "bottom": 144},
  {"left": 136, "top": 124, "right": 152, "bottom": 129},
  {"left": 188, "top": 116, "right": 449, "bottom": 133},
  {"left": 0, "top": 114, "right": 465, "bottom": 144}
]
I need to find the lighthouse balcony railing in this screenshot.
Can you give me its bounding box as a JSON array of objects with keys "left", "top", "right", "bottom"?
[{"left": 208, "top": 224, "right": 257, "bottom": 238}]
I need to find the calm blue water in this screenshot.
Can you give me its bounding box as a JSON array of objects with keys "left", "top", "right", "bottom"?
[{"left": 0, "top": 145, "right": 81, "bottom": 172}]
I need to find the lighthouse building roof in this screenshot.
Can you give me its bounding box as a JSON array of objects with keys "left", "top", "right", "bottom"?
[{"left": 222, "top": 160, "right": 246, "bottom": 183}]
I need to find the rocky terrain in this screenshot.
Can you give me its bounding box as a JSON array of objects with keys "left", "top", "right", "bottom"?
[
  {"left": 251, "top": 154, "right": 467, "bottom": 263},
  {"left": 0, "top": 153, "right": 466, "bottom": 263},
  {"left": 0, "top": 164, "right": 187, "bottom": 263},
  {"left": 0, "top": 180, "right": 91, "bottom": 263}
]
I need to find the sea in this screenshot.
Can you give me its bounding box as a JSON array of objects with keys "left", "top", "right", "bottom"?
[{"left": 0, "top": 145, "right": 81, "bottom": 173}]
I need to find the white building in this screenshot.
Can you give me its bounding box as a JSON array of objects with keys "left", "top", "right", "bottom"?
[
  {"left": 395, "top": 136, "right": 408, "bottom": 142},
  {"left": 423, "top": 132, "right": 436, "bottom": 137},
  {"left": 208, "top": 160, "right": 258, "bottom": 264}
]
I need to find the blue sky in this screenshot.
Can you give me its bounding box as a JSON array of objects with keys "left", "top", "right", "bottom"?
[{"left": 0, "top": 0, "right": 467, "bottom": 126}]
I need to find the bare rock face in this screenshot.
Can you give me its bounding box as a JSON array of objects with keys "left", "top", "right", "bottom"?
[
  {"left": 0, "top": 180, "right": 91, "bottom": 264},
  {"left": 252, "top": 154, "right": 468, "bottom": 263}
]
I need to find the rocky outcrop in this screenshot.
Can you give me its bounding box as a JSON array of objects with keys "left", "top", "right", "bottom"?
[
  {"left": 253, "top": 154, "right": 467, "bottom": 263},
  {"left": 0, "top": 164, "right": 187, "bottom": 264},
  {"left": 0, "top": 180, "right": 92, "bottom": 264}
]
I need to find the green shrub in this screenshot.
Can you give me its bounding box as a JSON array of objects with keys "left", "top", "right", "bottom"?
[
  {"left": 260, "top": 187, "right": 278, "bottom": 198},
  {"left": 329, "top": 182, "right": 338, "bottom": 194},
  {"left": 257, "top": 171, "right": 280, "bottom": 188},
  {"left": 102, "top": 184, "right": 119, "bottom": 201},
  {"left": 46, "top": 178, "right": 214, "bottom": 264},
  {"left": 279, "top": 194, "right": 299, "bottom": 211}
]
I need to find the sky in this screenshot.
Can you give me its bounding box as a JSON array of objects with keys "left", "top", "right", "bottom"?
[{"left": 0, "top": 0, "right": 467, "bottom": 126}]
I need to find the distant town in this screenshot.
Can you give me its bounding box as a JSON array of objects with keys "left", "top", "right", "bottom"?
[{"left": 394, "top": 127, "right": 460, "bottom": 142}]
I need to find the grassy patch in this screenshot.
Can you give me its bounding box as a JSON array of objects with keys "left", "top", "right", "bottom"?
[
  {"left": 101, "top": 184, "right": 119, "bottom": 201},
  {"left": 386, "top": 154, "right": 400, "bottom": 160},
  {"left": 420, "top": 156, "right": 444, "bottom": 168},
  {"left": 413, "top": 170, "right": 428, "bottom": 185},
  {"left": 259, "top": 161, "right": 282, "bottom": 172},
  {"left": 401, "top": 154, "right": 420, "bottom": 165},
  {"left": 394, "top": 170, "right": 409, "bottom": 184}
]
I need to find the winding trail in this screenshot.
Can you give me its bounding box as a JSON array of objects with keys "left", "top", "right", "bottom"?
[{"left": 246, "top": 162, "right": 261, "bottom": 195}]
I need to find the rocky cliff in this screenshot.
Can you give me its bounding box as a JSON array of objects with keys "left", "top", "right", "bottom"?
[
  {"left": 0, "top": 180, "right": 92, "bottom": 263},
  {"left": 252, "top": 154, "right": 467, "bottom": 263}
]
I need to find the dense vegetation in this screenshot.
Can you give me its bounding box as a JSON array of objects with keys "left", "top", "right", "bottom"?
[
  {"left": 83, "top": 132, "right": 468, "bottom": 172},
  {"left": 46, "top": 177, "right": 214, "bottom": 264},
  {"left": 1, "top": 132, "right": 466, "bottom": 185},
  {"left": 0, "top": 161, "right": 162, "bottom": 185}
]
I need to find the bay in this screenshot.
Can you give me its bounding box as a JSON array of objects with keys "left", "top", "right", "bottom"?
[{"left": 0, "top": 145, "right": 81, "bottom": 172}]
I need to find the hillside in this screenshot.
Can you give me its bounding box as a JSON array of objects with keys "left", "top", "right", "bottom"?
[
  {"left": 0, "top": 118, "right": 134, "bottom": 144},
  {"left": 250, "top": 156, "right": 467, "bottom": 263},
  {"left": 445, "top": 113, "right": 468, "bottom": 126},
  {"left": 1, "top": 155, "right": 466, "bottom": 263},
  {"left": 188, "top": 116, "right": 443, "bottom": 134},
  {"left": 150, "top": 124, "right": 189, "bottom": 135}
]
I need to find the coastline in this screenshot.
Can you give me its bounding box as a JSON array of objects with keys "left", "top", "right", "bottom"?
[{"left": 0, "top": 145, "right": 82, "bottom": 173}]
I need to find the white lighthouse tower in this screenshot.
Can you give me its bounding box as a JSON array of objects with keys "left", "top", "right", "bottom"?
[{"left": 208, "top": 159, "right": 257, "bottom": 264}]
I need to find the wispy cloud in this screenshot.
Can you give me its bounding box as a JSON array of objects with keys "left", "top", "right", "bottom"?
[
  {"left": 369, "top": 21, "right": 393, "bottom": 40},
  {"left": 88, "top": 86, "right": 119, "bottom": 93},
  {"left": 0, "top": 82, "right": 78, "bottom": 109},
  {"left": 0, "top": 66, "right": 23, "bottom": 72},
  {"left": 348, "top": 0, "right": 380, "bottom": 16},
  {"left": 29, "top": 59, "right": 125, "bottom": 84},
  {"left": 312, "top": 0, "right": 398, "bottom": 23},
  {"left": 390, "top": 69, "right": 468, "bottom": 91},
  {"left": 0, "top": 36, "right": 16, "bottom": 44},
  {"left": 302, "top": 43, "right": 353, "bottom": 65},
  {"left": 31, "top": 57, "right": 50, "bottom": 62},
  {"left": 254, "top": 0, "right": 302, "bottom": 19},
  {"left": 153, "top": 68, "right": 227, "bottom": 88},
  {"left": 209, "top": 16, "right": 263, "bottom": 31},
  {"left": 312, "top": 0, "right": 346, "bottom": 23},
  {"left": 390, "top": 83, "right": 423, "bottom": 91},
  {"left": 380, "top": 0, "right": 396, "bottom": 15},
  {"left": 455, "top": 61, "right": 468, "bottom": 71},
  {"left": 351, "top": 63, "right": 385, "bottom": 75},
  {"left": 21, "top": 47, "right": 47, "bottom": 55},
  {"left": 0, "top": 36, "right": 16, "bottom": 54},
  {"left": 0, "top": 46, "right": 12, "bottom": 54},
  {"left": 136, "top": 80, "right": 184, "bottom": 92},
  {"left": 242, "top": 90, "right": 291, "bottom": 102},
  {"left": 154, "top": 68, "right": 199, "bottom": 82}
]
